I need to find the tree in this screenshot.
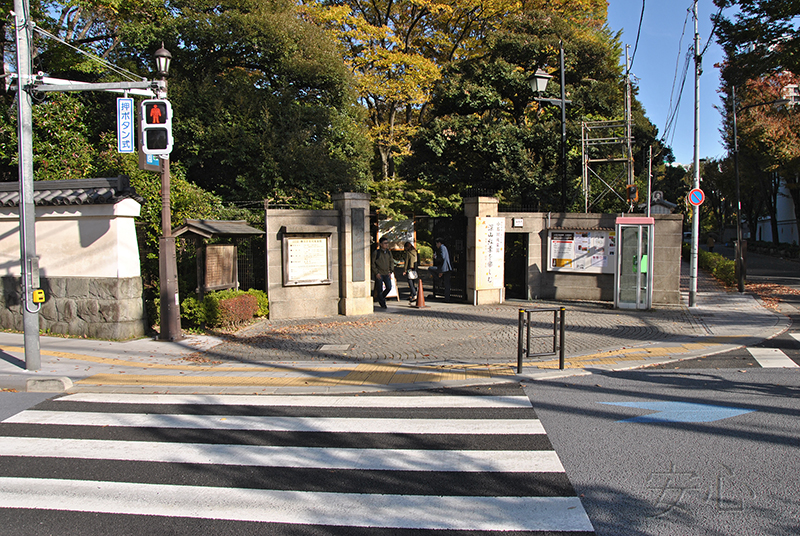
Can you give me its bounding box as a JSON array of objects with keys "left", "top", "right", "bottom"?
[
  {"left": 713, "top": 0, "right": 800, "bottom": 85},
  {"left": 719, "top": 72, "right": 800, "bottom": 244},
  {"left": 401, "top": 8, "right": 636, "bottom": 212},
  {"left": 157, "top": 0, "right": 371, "bottom": 205},
  {"left": 305, "top": 0, "right": 608, "bottom": 184}
]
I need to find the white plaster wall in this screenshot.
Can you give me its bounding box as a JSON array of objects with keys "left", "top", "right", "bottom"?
[
  {"left": 0, "top": 198, "right": 141, "bottom": 278},
  {"left": 755, "top": 179, "right": 798, "bottom": 245}
]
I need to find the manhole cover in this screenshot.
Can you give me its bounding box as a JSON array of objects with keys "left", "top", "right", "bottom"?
[{"left": 319, "top": 344, "right": 351, "bottom": 351}]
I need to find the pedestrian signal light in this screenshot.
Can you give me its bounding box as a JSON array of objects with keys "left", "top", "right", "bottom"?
[
  {"left": 140, "top": 99, "right": 173, "bottom": 155},
  {"left": 626, "top": 184, "right": 638, "bottom": 203}
]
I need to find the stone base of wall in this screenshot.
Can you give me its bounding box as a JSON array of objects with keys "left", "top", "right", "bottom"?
[{"left": 0, "top": 276, "right": 147, "bottom": 340}]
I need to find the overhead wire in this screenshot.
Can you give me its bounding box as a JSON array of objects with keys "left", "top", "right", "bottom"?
[
  {"left": 628, "top": 0, "right": 646, "bottom": 71},
  {"left": 661, "top": 5, "right": 693, "bottom": 149},
  {"left": 32, "top": 25, "right": 145, "bottom": 82},
  {"left": 660, "top": 2, "right": 724, "bottom": 152}
]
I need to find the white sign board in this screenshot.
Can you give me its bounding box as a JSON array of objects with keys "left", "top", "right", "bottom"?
[
  {"left": 475, "top": 217, "right": 505, "bottom": 289},
  {"left": 547, "top": 229, "right": 615, "bottom": 274},
  {"left": 117, "top": 98, "right": 135, "bottom": 153},
  {"left": 283, "top": 235, "right": 332, "bottom": 286},
  {"left": 378, "top": 219, "right": 414, "bottom": 250}
]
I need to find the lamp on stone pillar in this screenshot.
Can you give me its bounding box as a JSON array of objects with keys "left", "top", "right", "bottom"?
[{"left": 154, "top": 44, "right": 182, "bottom": 341}]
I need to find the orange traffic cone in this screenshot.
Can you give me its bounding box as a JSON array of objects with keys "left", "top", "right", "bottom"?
[{"left": 414, "top": 278, "right": 426, "bottom": 308}]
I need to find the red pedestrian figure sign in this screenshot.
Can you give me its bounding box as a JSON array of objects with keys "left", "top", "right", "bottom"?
[
  {"left": 148, "top": 103, "right": 163, "bottom": 124},
  {"left": 140, "top": 99, "right": 173, "bottom": 155}
]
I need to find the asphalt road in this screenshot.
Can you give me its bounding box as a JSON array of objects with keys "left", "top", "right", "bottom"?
[{"left": 523, "top": 369, "right": 800, "bottom": 536}]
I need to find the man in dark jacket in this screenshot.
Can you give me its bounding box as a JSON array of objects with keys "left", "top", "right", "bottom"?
[{"left": 371, "top": 236, "right": 393, "bottom": 309}]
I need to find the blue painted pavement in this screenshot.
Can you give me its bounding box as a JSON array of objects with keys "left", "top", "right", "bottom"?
[{"left": 600, "top": 401, "right": 755, "bottom": 423}]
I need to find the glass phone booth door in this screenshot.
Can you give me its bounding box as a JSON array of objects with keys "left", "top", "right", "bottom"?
[{"left": 615, "top": 217, "right": 654, "bottom": 310}]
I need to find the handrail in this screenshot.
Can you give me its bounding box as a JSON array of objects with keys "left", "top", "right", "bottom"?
[{"left": 517, "top": 307, "right": 566, "bottom": 372}]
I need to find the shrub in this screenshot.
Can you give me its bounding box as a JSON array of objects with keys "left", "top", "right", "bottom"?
[
  {"left": 417, "top": 243, "right": 433, "bottom": 265},
  {"left": 713, "top": 260, "right": 736, "bottom": 286},
  {"left": 180, "top": 295, "right": 206, "bottom": 326},
  {"left": 247, "top": 289, "right": 269, "bottom": 317},
  {"left": 181, "top": 288, "right": 268, "bottom": 329},
  {"left": 684, "top": 244, "right": 736, "bottom": 287},
  {"left": 217, "top": 293, "right": 258, "bottom": 328}
]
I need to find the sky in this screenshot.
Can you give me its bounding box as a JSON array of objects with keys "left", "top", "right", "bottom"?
[{"left": 606, "top": 0, "right": 727, "bottom": 166}]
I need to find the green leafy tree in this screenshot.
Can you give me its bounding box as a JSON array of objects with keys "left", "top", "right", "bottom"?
[
  {"left": 713, "top": 0, "right": 800, "bottom": 85},
  {"left": 402, "top": 9, "right": 638, "bottom": 211},
  {"left": 155, "top": 0, "right": 371, "bottom": 206}
]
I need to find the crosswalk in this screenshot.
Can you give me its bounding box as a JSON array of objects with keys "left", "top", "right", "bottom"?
[
  {"left": 747, "top": 347, "right": 800, "bottom": 368},
  {"left": 0, "top": 388, "right": 594, "bottom": 534}
]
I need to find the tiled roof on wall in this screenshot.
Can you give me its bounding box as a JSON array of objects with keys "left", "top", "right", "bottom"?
[{"left": 0, "top": 176, "right": 143, "bottom": 207}]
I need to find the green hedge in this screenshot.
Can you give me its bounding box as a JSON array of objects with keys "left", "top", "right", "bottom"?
[
  {"left": 681, "top": 243, "right": 736, "bottom": 287},
  {"left": 181, "top": 289, "right": 269, "bottom": 329}
]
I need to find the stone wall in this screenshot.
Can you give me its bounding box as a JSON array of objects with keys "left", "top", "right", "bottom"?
[
  {"left": 468, "top": 204, "right": 683, "bottom": 306},
  {"left": 265, "top": 193, "right": 373, "bottom": 320},
  {"left": 0, "top": 276, "right": 147, "bottom": 340}
]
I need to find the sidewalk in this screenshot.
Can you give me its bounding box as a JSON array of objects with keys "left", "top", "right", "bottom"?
[{"left": 0, "top": 261, "right": 791, "bottom": 394}]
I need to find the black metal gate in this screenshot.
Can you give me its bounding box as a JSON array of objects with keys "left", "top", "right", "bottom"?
[
  {"left": 504, "top": 233, "right": 529, "bottom": 300},
  {"left": 414, "top": 215, "right": 468, "bottom": 302}
]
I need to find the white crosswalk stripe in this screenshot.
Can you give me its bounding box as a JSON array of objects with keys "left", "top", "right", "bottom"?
[
  {"left": 0, "top": 390, "right": 595, "bottom": 534},
  {"left": 747, "top": 347, "right": 800, "bottom": 368}
]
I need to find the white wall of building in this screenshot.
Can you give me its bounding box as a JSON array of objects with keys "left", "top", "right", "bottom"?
[
  {"left": 0, "top": 198, "right": 142, "bottom": 278},
  {"left": 755, "top": 179, "right": 799, "bottom": 245}
]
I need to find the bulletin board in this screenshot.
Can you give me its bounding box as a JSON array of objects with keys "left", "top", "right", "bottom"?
[
  {"left": 547, "top": 229, "right": 615, "bottom": 274},
  {"left": 282, "top": 233, "right": 332, "bottom": 286}
]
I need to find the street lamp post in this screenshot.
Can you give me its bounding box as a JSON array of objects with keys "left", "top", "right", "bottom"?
[
  {"left": 529, "top": 41, "right": 570, "bottom": 212},
  {"left": 730, "top": 84, "right": 798, "bottom": 294},
  {"left": 153, "top": 45, "right": 182, "bottom": 341}
]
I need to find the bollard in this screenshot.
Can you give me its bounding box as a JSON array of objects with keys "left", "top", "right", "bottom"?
[
  {"left": 559, "top": 307, "right": 566, "bottom": 370},
  {"left": 517, "top": 309, "right": 525, "bottom": 372},
  {"left": 516, "top": 307, "right": 567, "bottom": 374}
]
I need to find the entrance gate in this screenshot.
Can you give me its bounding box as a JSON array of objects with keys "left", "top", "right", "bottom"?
[{"left": 415, "top": 216, "right": 468, "bottom": 302}]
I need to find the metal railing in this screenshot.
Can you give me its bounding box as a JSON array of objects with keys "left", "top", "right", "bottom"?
[{"left": 517, "top": 307, "right": 566, "bottom": 372}]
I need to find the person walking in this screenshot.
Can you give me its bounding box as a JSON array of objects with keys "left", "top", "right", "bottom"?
[
  {"left": 371, "top": 236, "right": 394, "bottom": 309},
  {"left": 429, "top": 237, "right": 453, "bottom": 301},
  {"left": 402, "top": 241, "right": 419, "bottom": 302}
]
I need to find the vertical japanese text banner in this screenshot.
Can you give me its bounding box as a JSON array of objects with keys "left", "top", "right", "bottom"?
[
  {"left": 476, "top": 217, "right": 505, "bottom": 290},
  {"left": 117, "top": 97, "right": 135, "bottom": 153}
]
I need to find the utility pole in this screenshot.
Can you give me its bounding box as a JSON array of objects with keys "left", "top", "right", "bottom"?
[
  {"left": 559, "top": 41, "right": 567, "bottom": 213},
  {"left": 689, "top": 0, "right": 701, "bottom": 307},
  {"left": 12, "top": 7, "right": 171, "bottom": 358},
  {"left": 625, "top": 45, "right": 634, "bottom": 193},
  {"left": 13, "top": 0, "right": 40, "bottom": 370}
]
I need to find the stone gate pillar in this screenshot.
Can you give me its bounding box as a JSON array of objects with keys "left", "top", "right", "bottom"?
[
  {"left": 464, "top": 197, "right": 504, "bottom": 305},
  {"left": 333, "top": 193, "right": 373, "bottom": 315}
]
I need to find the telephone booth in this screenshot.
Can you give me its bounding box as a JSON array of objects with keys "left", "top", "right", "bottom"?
[{"left": 615, "top": 217, "right": 654, "bottom": 309}]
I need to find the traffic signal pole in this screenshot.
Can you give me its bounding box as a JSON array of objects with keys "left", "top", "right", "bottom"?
[
  {"left": 12, "top": 14, "right": 176, "bottom": 354},
  {"left": 153, "top": 82, "right": 182, "bottom": 341},
  {"left": 13, "top": 0, "right": 40, "bottom": 370}
]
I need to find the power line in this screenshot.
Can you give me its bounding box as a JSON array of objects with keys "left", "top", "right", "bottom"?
[
  {"left": 661, "top": 6, "right": 693, "bottom": 148},
  {"left": 698, "top": 5, "right": 724, "bottom": 59},
  {"left": 32, "top": 26, "right": 144, "bottom": 82},
  {"left": 628, "top": 0, "right": 646, "bottom": 71}
]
